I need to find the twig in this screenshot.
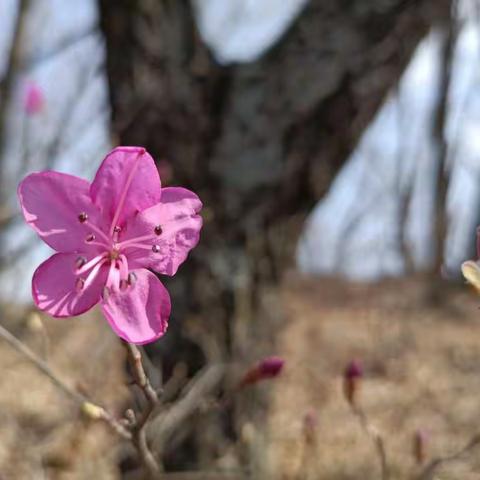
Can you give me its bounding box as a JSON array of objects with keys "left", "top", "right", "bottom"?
[
  {"left": 417, "top": 433, "right": 480, "bottom": 480},
  {"left": 124, "top": 342, "right": 161, "bottom": 478},
  {"left": 149, "top": 364, "right": 225, "bottom": 455},
  {"left": 0, "top": 321, "right": 131, "bottom": 439},
  {"left": 350, "top": 404, "right": 389, "bottom": 480}
]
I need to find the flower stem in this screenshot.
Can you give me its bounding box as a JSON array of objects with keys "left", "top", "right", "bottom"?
[{"left": 123, "top": 341, "right": 162, "bottom": 477}]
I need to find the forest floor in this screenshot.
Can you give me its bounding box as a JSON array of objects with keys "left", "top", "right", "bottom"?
[
  {"left": 2, "top": 275, "right": 480, "bottom": 479},
  {"left": 0, "top": 307, "right": 127, "bottom": 479},
  {"left": 267, "top": 273, "right": 480, "bottom": 480}
]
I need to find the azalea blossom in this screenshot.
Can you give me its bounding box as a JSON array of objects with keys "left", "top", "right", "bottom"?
[{"left": 18, "top": 146, "right": 202, "bottom": 344}]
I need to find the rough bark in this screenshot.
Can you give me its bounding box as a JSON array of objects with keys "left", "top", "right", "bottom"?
[{"left": 99, "top": 0, "right": 451, "bottom": 469}]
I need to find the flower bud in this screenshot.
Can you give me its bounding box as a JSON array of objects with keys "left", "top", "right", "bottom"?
[
  {"left": 24, "top": 82, "right": 44, "bottom": 115},
  {"left": 303, "top": 409, "right": 318, "bottom": 446},
  {"left": 81, "top": 401, "right": 106, "bottom": 420},
  {"left": 461, "top": 260, "right": 480, "bottom": 294},
  {"left": 343, "top": 359, "right": 363, "bottom": 406},
  {"left": 239, "top": 356, "right": 285, "bottom": 387},
  {"left": 413, "top": 429, "right": 428, "bottom": 465},
  {"left": 27, "top": 311, "right": 44, "bottom": 332}
]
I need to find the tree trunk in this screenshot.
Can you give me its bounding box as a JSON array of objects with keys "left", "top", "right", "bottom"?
[{"left": 99, "top": 0, "right": 451, "bottom": 470}]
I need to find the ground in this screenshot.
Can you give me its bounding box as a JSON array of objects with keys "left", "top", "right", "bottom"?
[
  {"left": 267, "top": 274, "right": 480, "bottom": 480},
  {"left": 2, "top": 275, "right": 480, "bottom": 479},
  {"left": 0, "top": 308, "right": 127, "bottom": 480}
]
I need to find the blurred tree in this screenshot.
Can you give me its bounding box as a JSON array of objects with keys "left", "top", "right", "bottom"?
[{"left": 99, "top": 0, "right": 451, "bottom": 468}]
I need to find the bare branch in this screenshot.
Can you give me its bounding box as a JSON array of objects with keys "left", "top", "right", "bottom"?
[
  {"left": 417, "top": 433, "right": 480, "bottom": 480},
  {"left": 124, "top": 342, "right": 161, "bottom": 477},
  {"left": 149, "top": 364, "right": 225, "bottom": 455},
  {"left": 0, "top": 320, "right": 131, "bottom": 439}
]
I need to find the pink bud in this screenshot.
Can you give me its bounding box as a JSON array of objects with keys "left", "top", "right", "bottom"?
[
  {"left": 24, "top": 82, "right": 44, "bottom": 115},
  {"left": 413, "top": 429, "right": 429, "bottom": 465},
  {"left": 303, "top": 409, "right": 318, "bottom": 445},
  {"left": 239, "top": 356, "right": 285, "bottom": 387},
  {"left": 345, "top": 359, "right": 363, "bottom": 379},
  {"left": 343, "top": 359, "right": 363, "bottom": 405}
]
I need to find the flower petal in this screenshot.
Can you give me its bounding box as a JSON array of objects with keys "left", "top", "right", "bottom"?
[
  {"left": 101, "top": 269, "right": 170, "bottom": 345},
  {"left": 18, "top": 171, "right": 105, "bottom": 253},
  {"left": 123, "top": 187, "right": 203, "bottom": 276},
  {"left": 32, "top": 252, "right": 107, "bottom": 317},
  {"left": 90, "top": 146, "right": 161, "bottom": 228}
]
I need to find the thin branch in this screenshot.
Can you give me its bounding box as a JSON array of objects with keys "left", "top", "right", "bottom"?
[
  {"left": 0, "top": 321, "right": 131, "bottom": 439},
  {"left": 149, "top": 364, "right": 225, "bottom": 455},
  {"left": 124, "top": 342, "right": 161, "bottom": 478},
  {"left": 417, "top": 433, "right": 480, "bottom": 480},
  {"left": 350, "top": 404, "right": 389, "bottom": 480}
]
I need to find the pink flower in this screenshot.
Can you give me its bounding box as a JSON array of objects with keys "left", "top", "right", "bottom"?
[
  {"left": 24, "top": 82, "right": 44, "bottom": 115},
  {"left": 18, "top": 146, "right": 202, "bottom": 344}
]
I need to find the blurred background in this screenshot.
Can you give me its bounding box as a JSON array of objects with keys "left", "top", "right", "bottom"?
[{"left": 1, "top": 0, "right": 480, "bottom": 478}]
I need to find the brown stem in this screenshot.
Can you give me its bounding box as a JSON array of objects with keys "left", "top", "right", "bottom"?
[
  {"left": 417, "top": 433, "right": 480, "bottom": 480},
  {"left": 124, "top": 342, "right": 161, "bottom": 478},
  {"left": 351, "top": 404, "right": 388, "bottom": 480},
  {"left": 0, "top": 321, "right": 131, "bottom": 439}
]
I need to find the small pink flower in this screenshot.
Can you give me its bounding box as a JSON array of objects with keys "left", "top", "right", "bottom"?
[
  {"left": 18, "top": 146, "right": 203, "bottom": 344},
  {"left": 24, "top": 82, "right": 44, "bottom": 115},
  {"left": 239, "top": 356, "right": 285, "bottom": 386}
]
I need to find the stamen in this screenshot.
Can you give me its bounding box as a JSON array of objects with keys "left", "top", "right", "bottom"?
[
  {"left": 106, "top": 261, "right": 120, "bottom": 292},
  {"left": 75, "top": 256, "right": 87, "bottom": 269},
  {"left": 84, "top": 221, "right": 112, "bottom": 245},
  {"left": 76, "top": 253, "right": 108, "bottom": 275},
  {"left": 85, "top": 234, "right": 96, "bottom": 243},
  {"left": 154, "top": 225, "right": 162, "bottom": 235},
  {"left": 75, "top": 278, "right": 85, "bottom": 292},
  {"left": 113, "top": 225, "right": 122, "bottom": 242},
  {"left": 84, "top": 260, "right": 107, "bottom": 290},
  {"left": 118, "top": 254, "right": 129, "bottom": 282},
  {"left": 127, "top": 272, "right": 137, "bottom": 286},
  {"left": 152, "top": 245, "right": 160, "bottom": 253},
  {"left": 102, "top": 286, "right": 110, "bottom": 302},
  {"left": 78, "top": 212, "right": 88, "bottom": 223},
  {"left": 121, "top": 243, "right": 157, "bottom": 251},
  {"left": 117, "top": 234, "right": 157, "bottom": 249}
]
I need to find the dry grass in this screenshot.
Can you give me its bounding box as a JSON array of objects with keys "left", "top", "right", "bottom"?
[
  {"left": 3, "top": 273, "right": 480, "bottom": 479},
  {"left": 266, "top": 274, "right": 480, "bottom": 480},
  {"left": 0, "top": 308, "right": 128, "bottom": 480}
]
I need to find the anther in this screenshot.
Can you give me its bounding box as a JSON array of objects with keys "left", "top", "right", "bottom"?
[
  {"left": 75, "top": 256, "right": 87, "bottom": 269},
  {"left": 127, "top": 272, "right": 137, "bottom": 286},
  {"left": 75, "top": 278, "right": 85, "bottom": 292},
  {"left": 85, "top": 234, "right": 96, "bottom": 243},
  {"left": 114, "top": 225, "right": 122, "bottom": 233},
  {"left": 102, "top": 286, "right": 110, "bottom": 301},
  {"left": 78, "top": 212, "right": 88, "bottom": 223},
  {"left": 154, "top": 225, "right": 163, "bottom": 235},
  {"left": 152, "top": 244, "right": 160, "bottom": 253},
  {"left": 120, "top": 279, "right": 129, "bottom": 291}
]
